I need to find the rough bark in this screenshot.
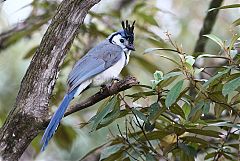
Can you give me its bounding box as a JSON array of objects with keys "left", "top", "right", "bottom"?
[{"left": 0, "top": 0, "right": 101, "bottom": 160}]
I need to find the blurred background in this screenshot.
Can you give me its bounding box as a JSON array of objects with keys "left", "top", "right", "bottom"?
[{"left": 0, "top": 0, "right": 239, "bottom": 160}]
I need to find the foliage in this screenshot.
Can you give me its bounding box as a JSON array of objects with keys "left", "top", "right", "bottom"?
[
  {"left": 84, "top": 31, "right": 240, "bottom": 160},
  {"left": 1, "top": 0, "right": 240, "bottom": 161}
]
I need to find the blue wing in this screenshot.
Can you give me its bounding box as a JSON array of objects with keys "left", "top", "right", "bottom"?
[{"left": 67, "top": 40, "right": 123, "bottom": 92}]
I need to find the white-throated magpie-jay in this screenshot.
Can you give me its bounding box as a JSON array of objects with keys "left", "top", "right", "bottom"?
[{"left": 41, "top": 20, "right": 135, "bottom": 151}]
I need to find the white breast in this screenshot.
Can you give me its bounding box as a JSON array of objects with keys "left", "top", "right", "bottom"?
[{"left": 91, "top": 51, "right": 128, "bottom": 86}]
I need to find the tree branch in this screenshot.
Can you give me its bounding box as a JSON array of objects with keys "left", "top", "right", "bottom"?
[
  {"left": 64, "top": 76, "right": 139, "bottom": 117},
  {"left": 193, "top": 0, "right": 224, "bottom": 55},
  {"left": 0, "top": 13, "right": 51, "bottom": 51},
  {"left": 0, "top": 0, "right": 101, "bottom": 160},
  {"left": 190, "top": 0, "right": 224, "bottom": 96}
]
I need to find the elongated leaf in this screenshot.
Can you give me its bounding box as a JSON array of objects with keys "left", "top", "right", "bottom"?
[
  {"left": 178, "top": 143, "right": 197, "bottom": 157},
  {"left": 144, "top": 47, "right": 181, "bottom": 54},
  {"left": 214, "top": 103, "right": 225, "bottom": 118},
  {"left": 203, "top": 34, "right": 224, "bottom": 48},
  {"left": 100, "top": 97, "right": 121, "bottom": 127},
  {"left": 137, "top": 12, "right": 158, "bottom": 26},
  {"left": 126, "top": 91, "right": 156, "bottom": 101},
  {"left": 204, "top": 152, "right": 215, "bottom": 160},
  {"left": 188, "top": 101, "right": 204, "bottom": 121},
  {"left": 222, "top": 77, "right": 240, "bottom": 96},
  {"left": 229, "top": 34, "right": 240, "bottom": 52},
  {"left": 148, "top": 102, "right": 163, "bottom": 122},
  {"left": 146, "top": 153, "right": 157, "bottom": 161},
  {"left": 91, "top": 96, "right": 118, "bottom": 131},
  {"left": 132, "top": 109, "right": 147, "bottom": 122},
  {"left": 197, "top": 54, "right": 229, "bottom": 59},
  {"left": 209, "top": 4, "right": 240, "bottom": 12},
  {"left": 181, "top": 136, "right": 209, "bottom": 145},
  {"left": 186, "top": 128, "right": 221, "bottom": 138},
  {"left": 165, "top": 80, "right": 184, "bottom": 108},
  {"left": 163, "top": 72, "right": 183, "bottom": 80},
  {"left": 203, "top": 68, "right": 230, "bottom": 87},
  {"left": 100, "top": 144, "right": 123, "bottom": 160},
  {"left": 182, "top": 103, "right": 191, "bottom": 119},
  {"left": 232, "top": 18, "right": 240, "bottom": 26},
  {"left": 170, "top": 104, "right": 185, "bottom": 119},
  {"left": 185, "top": 55, "right": 195, "bottom": 66},
  {"left": 139, "top": 131, "right": 171, "bottom": 141}
]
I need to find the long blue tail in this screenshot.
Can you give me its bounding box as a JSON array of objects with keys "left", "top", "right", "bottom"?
[{"left": 41, "top": 89, "right": 77, "bottom": 151}]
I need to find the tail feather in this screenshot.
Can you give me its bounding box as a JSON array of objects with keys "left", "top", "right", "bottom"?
[{"left": 41, "top": 89, "right": 77, "bottom": 151}]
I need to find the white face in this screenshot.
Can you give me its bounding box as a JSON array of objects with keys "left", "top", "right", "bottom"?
[{"left": 111, "top": 34, "right": 129, "bottom": 52}]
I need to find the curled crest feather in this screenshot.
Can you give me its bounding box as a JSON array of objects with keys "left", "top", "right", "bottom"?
[
  {"left": 121, "top": 20, "right": 135, "bottom": 43},
  {"left": 121, "top": 20, "right": 135, "bottom": 36}
]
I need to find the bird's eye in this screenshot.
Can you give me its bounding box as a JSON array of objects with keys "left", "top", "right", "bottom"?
[{"left": 120, "top": 38, "right": 124, "bottom": 43}]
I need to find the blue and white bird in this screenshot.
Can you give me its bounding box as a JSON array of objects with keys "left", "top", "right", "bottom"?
[{"left": 41, "top": 20, "right": 135, "bottom": 151}]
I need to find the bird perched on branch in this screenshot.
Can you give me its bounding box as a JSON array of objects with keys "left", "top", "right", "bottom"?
[{"left": 41, "top": 20, "right": 135, "bottom": 151}]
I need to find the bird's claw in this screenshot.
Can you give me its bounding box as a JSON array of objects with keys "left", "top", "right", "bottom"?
[{"left": 100, "top": 77, "right": 120, "bottom": 93}]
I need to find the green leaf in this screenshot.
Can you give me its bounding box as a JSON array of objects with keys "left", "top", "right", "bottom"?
[
  {"left": 137, "top": 12, "right": 158, "bottom": 26},
  {"left": 229, "top": 34, "right": 240, "bottom": 58},
  {"left": 203, "top": 101, "right": 210, "bottom": 114},
  {"left": 209, "top": 4, "right": 240, "bottom": 12},
  {"left": 91, "top": 96, "right": 118, "bottom": 131},
  {"left": 196, "top": 54, "right": 229, "bottom": 60},
  {"left": 188, "top": 101, "right": 204, "bottom": 122},
  {"left": 203, "top": 34, "right": 224, "bottom": 48},
  {"left": 203, "top": 68, "right": 230, "bottom": 87},
  {"left": 186, "top": 128, "right": 221, "bottom": 138},
  {"left": 100, "top": 97, "right": 121, "bottom": 127},
  {"left": 214, "top": 103, "right": 225, "bottom": 118},
  {"left": 169, "top": 104, "right": 185, "bottom": 119},
  {"left": 144, "top": 47, "right": 181, "bottom": 54},
  {"left": 165, "top": 80, "right": 184, "bottom": 108},
  {"left": 144, "top": 121, "right": 155, "bottom": 132},
  {"left": 204, "top": 152, "right": 216, "bottom": 160},
  {"left": 181, "top": 136, "right": 209, "bottom": 145},
  {"left": 55, "top": 124, "right": 77, "bottom": 149},
  {"left": 153, "top": 70, "right": 163, "bottom": 81},
  {"left": 163, "top": 72, "right": 183, "bottom": 80},
  {"left": 178, "top": 143, "right": 197, "bottom": 157},
  {"left": 160, "top": 72, "right": 183, "bottom": 87},
  {"left": 132, "top": 109, "right": 147, "bottom": 122},
  {"left": 232, "top": 18, "right": 240, "bottom": 26},
  {"left": 146, "top": 153, "right": 157, "bottom": 161},
  {"left": 222, "top": 77, "right": 240, "bottom": 96},
  {"left": 126, "top": 91, "right": 156, "bottom": 101},
  {"left": 148, "top": 102, "right": 165, "bottom": 122},
  {"left": 100, "top": 144, "right": 123, "bottom": 160},
  {"left": 139, "top": 131, "right": 171, "bottom": 141},
  {"left": 185, "top": 55, "right": 195, "bottom": 66},
  {"left": 182, "top": 103, "right": 191, "bottom": 119}
]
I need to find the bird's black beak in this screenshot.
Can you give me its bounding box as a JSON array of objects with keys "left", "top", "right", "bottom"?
[{"left": 126, "top": 44, "right": 135, "bottom": 51}]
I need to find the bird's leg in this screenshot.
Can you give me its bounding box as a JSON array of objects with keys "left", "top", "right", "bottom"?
[
  {"left": 100, "top": 77, "right": 121, "bottom": 93},
  {"left": 112, "top": 76, "right": 120, "bottom": 82}
]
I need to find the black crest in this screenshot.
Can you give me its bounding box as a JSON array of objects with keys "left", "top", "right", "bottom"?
[{"left": 121, "top": 20, "right": 135, "bottom": 43}]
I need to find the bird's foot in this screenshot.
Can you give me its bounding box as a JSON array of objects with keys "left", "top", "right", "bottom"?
[
  {"left": 112, "top": 77, "right": 120, "bottom": 82},
  {"left": 100, "top": 78, "right": 120, "bottom": 93}
]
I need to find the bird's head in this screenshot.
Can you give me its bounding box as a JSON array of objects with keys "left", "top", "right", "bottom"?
[{"left": 108, "top": 20, "right": 135, "bottom": 51}]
